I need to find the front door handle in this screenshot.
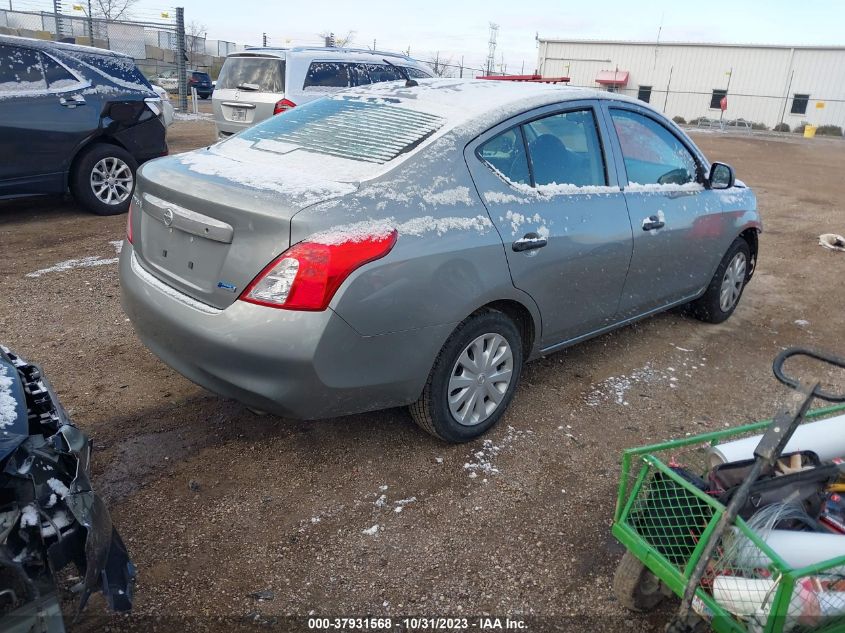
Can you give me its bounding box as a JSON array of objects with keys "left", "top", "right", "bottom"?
[
  {"left": 512, "top": 232, "right": 548, "bottom": 252},
  {"left": 59, "top": 94, "right": 86, "bottom": 107},
  {"left": 642, "top": 214, "right": 665, "bottom": 231}
]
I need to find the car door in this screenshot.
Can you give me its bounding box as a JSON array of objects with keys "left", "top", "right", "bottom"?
[
  {"left": 0, "top": 45, "right": 95, "bottom": 195},
  {"left": 466, "top": 102, "right": 634, "bottom": 348},
  {"left": 604, "top": 105, "right": 726, "bottom": 318}
]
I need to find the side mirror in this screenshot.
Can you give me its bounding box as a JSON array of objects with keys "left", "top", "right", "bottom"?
[{"left": 708, "top": 162, "right": 735, "bottom": 190}]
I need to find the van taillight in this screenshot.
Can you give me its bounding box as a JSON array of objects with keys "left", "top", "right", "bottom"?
[{"left": 273, "top": 98, "right": 296, "bottom": 115}]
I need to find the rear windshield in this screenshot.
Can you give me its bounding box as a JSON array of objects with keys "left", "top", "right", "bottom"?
[
  {"left": 236, "top": 96, "right": 444, "bottom": 164},
  {"left": 192, "top": 71, "right": 210, "bottom": 80},
  {"left": 217, "top": 56, "right": 285, "bottom": 92}
]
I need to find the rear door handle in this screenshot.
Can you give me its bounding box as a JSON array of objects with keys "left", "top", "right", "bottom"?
[
  {"left": 642, "top": 215, "right": 665, "bottom": 231},
  {"left": 512, "top": 232, "right": 548, "bottom": 252}
]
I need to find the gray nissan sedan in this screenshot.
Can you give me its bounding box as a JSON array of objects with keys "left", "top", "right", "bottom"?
[{"left": 120, "top": 79, "right": 760, "bottom": 443}]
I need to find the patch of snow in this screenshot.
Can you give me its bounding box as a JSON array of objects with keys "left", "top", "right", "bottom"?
[
  {"left": 46, "top": 478, "right": 70, "bottom": 499},
  {"left": 423, "top": 186, "right": 473, "bottom": 206},
  {"left": 309, "top": 214, "right": 493, "bottom": 245},
  {"left": 464, "top": 426, "right": 531, "bottom": 479},
  {"left": 794, "top": 319, "right": 810, "bottom": 327},
  {"left": 26, "top": 240, "right": 122, "bottom": 278},
  {"left": 374, "top": 495, "right": 387, "bottom": 508},
  {"left": 626, "top": 182, "right": 704, "bottom": 194},
  {"left": 0, "top": 365, "right": 19, "bottom": 430},
  {"left": 20, "top": 504, "right": 39, "bottom": 528},
  {"left": 39, "top": 510, "right": 72, "bottom": 538},
  {"left": 362, "top": 524, "right": 379, "bottom": 536}
]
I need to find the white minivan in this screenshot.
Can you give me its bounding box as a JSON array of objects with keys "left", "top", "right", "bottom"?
[{"left": 212, "top": 47, "right": 434, "bottom": 138}]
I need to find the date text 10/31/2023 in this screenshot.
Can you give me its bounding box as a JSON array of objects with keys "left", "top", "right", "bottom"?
[{"left": 307, "top": 617, "right": 528, "bottom": 630}]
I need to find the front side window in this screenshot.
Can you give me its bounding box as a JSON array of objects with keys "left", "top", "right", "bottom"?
[
  {"left": 791, "top": 93, "right": 809, "bottom": 115},
  {"left": 478, "top": 128, "right": 530, "bottom": 185},
  {"left": 710, "top": 89, "right": 727, "bottom": 109},
  {"left": 523, "top": 109, "right": 607, "bottom": 187},
  {"left": 610, "top": 109, "right": 698, "bottom": 186},
  {"left": 303, "top": 62, "right": 350, "bottom": 88},
  {"left": 0, "top": 44, "right": 47, "bottom": 93}
]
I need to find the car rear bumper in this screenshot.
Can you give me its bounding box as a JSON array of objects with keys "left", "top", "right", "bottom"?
[{"left": 120, "top": 244, "right": 446, "bottom": 419}]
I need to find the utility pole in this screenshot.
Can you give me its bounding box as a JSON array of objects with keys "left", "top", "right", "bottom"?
[
  {"left": 52, "top": 0, "right": 63, "bottom": 39},
  {"left": 175, "top": 7, "right": 187, "bottom": 112},
  {"left": 485, "top": 22, "right": 498, "bottom": 76},
  {"left": 86, "top": 0, "right": 93, "bottom": 44}
]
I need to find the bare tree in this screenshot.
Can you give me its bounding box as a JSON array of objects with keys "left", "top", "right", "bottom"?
[
  {"left": 186, "top": 21, "right": 207, "bottom": 70},
  {"left": 319, "top": 30, "right": 356, "bottom": 47},
  {"left": 90, "top": 0, "right": 138, "bottom": 20},
  {"left": 428, "top": 51, "right": 454, "bottom": 77}
]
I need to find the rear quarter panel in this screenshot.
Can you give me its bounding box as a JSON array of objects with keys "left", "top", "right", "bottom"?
[{"left": 289, "top": 133, "right": 541, "bottom": 338}]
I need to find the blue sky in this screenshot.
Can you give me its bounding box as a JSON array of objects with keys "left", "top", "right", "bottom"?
[{"left": 19, "top": 0, "right": 845, "bottom": 71}]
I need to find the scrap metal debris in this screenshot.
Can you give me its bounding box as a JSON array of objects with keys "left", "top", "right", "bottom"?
[{"left": 0, "top": 345, "right": 134, "bottom": 630}]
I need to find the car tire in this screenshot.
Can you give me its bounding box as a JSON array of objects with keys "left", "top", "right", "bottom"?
[
  {"left": 687, "top": 237, "right": 751, "bottom": 324},
  {"left": 71, "top": 143, "right": 138, "bottom": 216},
  {"left": 409, "top": 309, "right": 523, "bottom": 443}
]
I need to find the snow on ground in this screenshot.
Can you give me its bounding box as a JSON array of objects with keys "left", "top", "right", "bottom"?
[
  {"left": 584, "top": 352, "right": 708, "bottom": 407},
  {"left": 464, "top": 426, "right": 532, "bottom": 480},
  {"left": 0, "top": 364, "right": 19, "bottom": 430},
  {"left": 26, "top": 241, "right": 122, "bottom": 278},
  {"left": 362, "top": 524, "right": 380, "bottom": 536}
]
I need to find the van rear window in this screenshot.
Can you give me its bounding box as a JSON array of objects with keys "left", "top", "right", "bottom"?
[
  {"left": 237, "top": 96, "right": 444, "bottom": 164},
  {"left": 217, "top": 57, "right": 285, "bottom": 92}
]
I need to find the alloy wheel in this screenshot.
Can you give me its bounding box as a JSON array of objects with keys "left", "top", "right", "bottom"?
[{"left": 90, "top": 157, "right": 133, "bottom": 205}]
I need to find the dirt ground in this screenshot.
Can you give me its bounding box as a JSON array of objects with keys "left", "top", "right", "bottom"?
[{"left": 1, "top": 120, "right": 844, "bottom": 633}]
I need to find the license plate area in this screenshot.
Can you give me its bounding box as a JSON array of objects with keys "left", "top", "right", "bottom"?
[
  {"left": 141, "top": 219, "right": 226, "bottom": 293},
  {"left": 231, "top": 107, "right": 247, "bottom": 122}
]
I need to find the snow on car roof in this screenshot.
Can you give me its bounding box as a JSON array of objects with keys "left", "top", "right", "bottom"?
[
  {"left": 0, "top": 34, "right": 133, "bottom": 59},
  {"left": 339, "top": 78, "right": 611, "bottom": 133}
]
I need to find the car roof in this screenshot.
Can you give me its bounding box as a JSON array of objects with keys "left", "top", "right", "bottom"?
[
  {"left": 0, "top": 34, "right": 133, "bottom": 59},
  {"left": 339, "top": 78, "right": 645, "bottom": 135},
  {"left": 231, "top": 46, "right": 427, "bottom": 65}
]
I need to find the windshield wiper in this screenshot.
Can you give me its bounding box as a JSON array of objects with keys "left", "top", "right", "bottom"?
[
  {"left": 237, "top": 82, "right": 260, "bottom": 91},
  {"left": 383, "top": 58, "right": 417, "bottom": 88}
]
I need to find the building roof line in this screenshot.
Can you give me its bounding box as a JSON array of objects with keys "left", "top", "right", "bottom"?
[{"left": 537, "top": 37, "right": 845, "bottom": 51}]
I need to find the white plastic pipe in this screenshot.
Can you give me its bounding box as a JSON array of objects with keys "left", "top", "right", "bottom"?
[
  {"left": 729, "top": 528, "right": 845, "bottom": 570},
  {"left": 708, "top": 414, "right": 845, "bottom": 467}
]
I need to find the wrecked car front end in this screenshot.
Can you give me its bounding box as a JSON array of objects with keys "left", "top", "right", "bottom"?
[{"left": 1, "top": 345, "right": 133, "bottom": 631}]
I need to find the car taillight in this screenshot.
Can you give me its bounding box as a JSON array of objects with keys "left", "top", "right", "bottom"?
[
  {"left": 240, "top": 230, "right": 398, "bottom": 311},
  {"left": 189, "top": 77, "right": 197, "bottom": 84},
  {"left": 126, "top": 201, "right": 134, "bottom": 244},
  {"left": 273, "top": 98, "right": 296, "bottom": 115}
]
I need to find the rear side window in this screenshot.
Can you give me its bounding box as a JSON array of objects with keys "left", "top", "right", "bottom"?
[
  {"left": 478, "top": 128, "right": 530, "bottom": 185},
  {"left": 524, "top": 109, "right": 607, "bottom": 186},
  {"left": 304, "top": 62, "right": 350, "bottom": 88},
  {"left": 217, "top": 57, "right": 285, "bottom": 92},
  {"left": 41, "top": 53, "right": 80, "bottom": 89},
  {"left": 365, "top": 64, "right": 403, "bottom": 83},
  {"left": 610, "top": 109, "right": 698, "bottom": 185},
  {"left": 74, "top": 52, "right": 151, "bottom": 91},
  {"left": 0, "top": 44, "right": 47, "bottom": 92},
  {"left": 237, "top": 96, "right": 444, "bottom": 164}
]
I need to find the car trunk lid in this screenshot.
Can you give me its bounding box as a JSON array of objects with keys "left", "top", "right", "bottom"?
[{"left": 132, "top": 138, "right": 359, "bottom": 309}]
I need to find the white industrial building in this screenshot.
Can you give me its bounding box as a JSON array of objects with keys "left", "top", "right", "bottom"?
[{"left": 536, "top": 39, "right": 845, "bottom": 131}]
